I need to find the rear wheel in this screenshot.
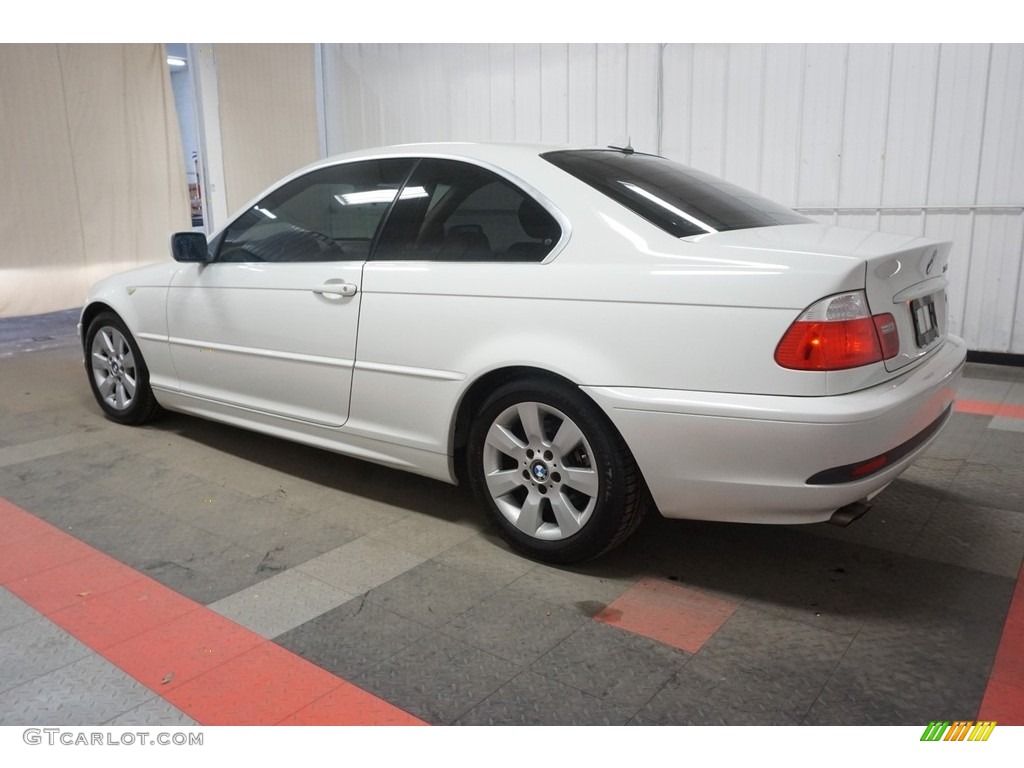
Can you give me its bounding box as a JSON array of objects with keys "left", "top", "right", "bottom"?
[
  {"left": 85, "top": 312, "right": 161, "bottom": 425},
  {"left": 466, "top": 378, "right": 646, "bottom": 563}
]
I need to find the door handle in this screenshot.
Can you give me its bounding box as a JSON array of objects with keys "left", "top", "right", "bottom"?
[{"left": 313, "top": 282, "right": 357, "bottom": 298}]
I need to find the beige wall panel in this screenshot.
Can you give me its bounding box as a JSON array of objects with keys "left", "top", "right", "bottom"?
[
  {"left": 0, "top": 44, "right": 189, "bottom": 317},
  {"left": 0, "top": 43, "right": 85, "bottom": 303},
  {"left": 215, "top": 44, "right": 319, "bottom": 215}
]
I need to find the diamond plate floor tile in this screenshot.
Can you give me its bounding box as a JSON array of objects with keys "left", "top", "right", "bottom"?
[
  {"left": 209, "top": 568, "right": 356, "bottom": 639},
  {"left": 456, "top": 670, "right": 635, "bottom": 725},
  {"left": 0, "top": 652, "right": 156, "bottom": 725},
  {"left": 19, "top": 482, "right": 147, "bottom": 541},
  {"left": 633, "top": 606, "right": 851, "bottom": 725},
  {"left": 924, "top": 413, "right": 991, "bottom": 460},
  {"left": 963, "top": 363, "right": 1024, "bottom": 382},
  {"left": 530, "top": 620, "right": 689, "bottom": 710},
  {"left": 805, "top": 609, "right": 1002, "bottom": 725},
  {"left": 432, "top": 533, "right": 539, "bottom": 587},
  {"left": 295, "top": 536, "right": 426, "bottom": 595},
  {"left": 1005, "top": 380, "right": 1024, "bottom": 401},
  {"left": 908, "top": 499, "right": 1024, "bottom": 577},
  {"left": 68, "top": 503, "right": 235, "bottom": 572},
  {"left": 0, "top": 410, "right": 72, "bottom": 447},
  {"left": 97, "top": 453, "right": 210, "bottom": 509},
  {"left": 276, "top": 597, "right": 432, "bottom": 680},
  {"left": 161, "top": 445, "right": 313, "bottom": 501},
  {"left": 230, "top": 509, "right": 363, "bottom": 570},
  {"left": 0, "top": 458, "right": 107, "bottom": 526},
  {"left": 365, "top": 559, "right": 504, "bottom": 628},
  {"left": 853, "top": 553, "right": 1017, "bottom": 622},
  {"left": 104, "top": 696, "right": 199, "bottom": 726},
  {"left": 859, "top": 609, "right": 1005, "bottom": 668},
  {"left": 704, "top": 604, "right": 853, "bottom": 665},
  {"left": 947, "top": 462, "right": 1024, "bottom": 514},
  {"left": 155, "top": 480, "right": 300, "bottom": 541},
  {"left": 441, "top": 588, "right": 588, "bottom": 666},
  {"left": 799, "top": 479, "right": 941, "bottom": 555},
  {"left": 507, "top": 562, "right": 636, "bottom": 609},
  {"left": 965, "top": 427, "right": 1024, "bottom": 466},
  {"left": 740, "top": 572, "right": 896, "bottom": 638},
  {"left": 956, "top": 376, "right": 1014, "bottom": 402},
  {"left": 900, "top": 456, "right": 965, "bottom": 493},
  {"left": 352, "top": 631, "right": 521, "bottom": 725},
  {"left": 991, "top": 416, "right": 1024, "bottom": 433},
  {"left": 263, "top": 485, "right": 414, "bottom": 536},
  {"left": 631, "top": 666, "right": 808, "bottom": 725},
  {"left": 366, "top": 513, "right": 480, "bottom": 558},
  {"left": 0, "top": 587, "right": 39, "bottom": 632},
  {"left": 0, "top": 616, "right": 92, "bottom": 695},
  {"left": 61, "top": 498, "right": 272, "bottom": 605},
  {"left": 139, "top": 543, "right": 275, "bottom": 605},
  {"left": 805, "top": 652, "right": 987, "bottom": 725},
  {"left": 0, "top": 433, "right": 103, "bottom": 471}
]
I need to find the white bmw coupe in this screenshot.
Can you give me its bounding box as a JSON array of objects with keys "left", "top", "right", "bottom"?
[{"left": 82, "top": 143, "right": 966, "bottom": 562}]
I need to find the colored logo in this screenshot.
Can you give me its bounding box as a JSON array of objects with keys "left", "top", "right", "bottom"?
[{"left": 920, "top": 721, "right": 996, "bottom": 742}]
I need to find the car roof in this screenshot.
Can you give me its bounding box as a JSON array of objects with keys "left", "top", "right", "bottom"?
[{"left": 320, "top": 141, "right": 558, "bottom": 165}]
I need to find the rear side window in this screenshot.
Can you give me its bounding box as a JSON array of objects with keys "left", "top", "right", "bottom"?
[
  {"left": 542, "top": 150, "right": 811, "bottom": 238},
  {"left": 374, "top": 159, "right": 561, "bottom": 262}
]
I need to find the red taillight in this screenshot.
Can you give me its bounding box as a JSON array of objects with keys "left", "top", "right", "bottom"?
[{"left": 775, "top": 292, "right": 900, "bottom": 371}]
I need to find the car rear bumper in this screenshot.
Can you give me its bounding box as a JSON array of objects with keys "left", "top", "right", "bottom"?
[{"left": 582, "top": 334, "right": 967, "bottom": 524}]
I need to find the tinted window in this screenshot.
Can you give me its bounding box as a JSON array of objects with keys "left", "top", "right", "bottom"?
[
  {"left": 216, "top": 159, "right": 414, "bottom": 263},
  {"left": 542, "top": 150, "right": 811, "bottom": 238},
  {"left": 374, "top": 159, "right": 561, "bottom": 262}
]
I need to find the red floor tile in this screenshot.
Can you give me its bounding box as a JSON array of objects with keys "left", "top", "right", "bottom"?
[
  {"left": 955, "top": 399, "right": 1024, "bottom": 420},
  {"left": 47, "top": 578, "right": 200, "bottom": 651},
  {"left": 977, "top": 679, "right": 1024, "bottom": 726},
  {"left": 104, "top": 608, "right": 267, "bottom": 693},
  {"left": 978, "top": 559, "right": 1024, "bottom": 723},
  {"left": 0, "top": 526, "right": 95, "bottom": 583},
  {"left": 3, "top": 550, "right": 143, "bottom": 615},
  {"left": 0, "top": 497, "right": 56, "bottom": 543},
  {"left": 164, "top": 642, "right": 352, "bottom": 725},
  {"left": 989, "top": 619, "right": 1024, "bottom": 692},
  {"left": 281, "top": 683, "right": 427, "bottom": 726},
  {"left": 594, "top": 577, "right": 739, "bottom": 653}
]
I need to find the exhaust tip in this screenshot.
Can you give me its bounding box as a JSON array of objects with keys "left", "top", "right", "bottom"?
[{"left": 829, "top": 501, "right": 871, "bottom": 527}]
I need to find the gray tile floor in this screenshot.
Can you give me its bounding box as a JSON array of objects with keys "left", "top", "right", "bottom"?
[{"left": 0, "top": 310, "right": 1022, "bottom": 725}]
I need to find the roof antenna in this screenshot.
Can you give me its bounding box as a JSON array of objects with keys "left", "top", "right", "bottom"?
[{"left": 607, "top": 136, "right": 634, "bottom": 154}]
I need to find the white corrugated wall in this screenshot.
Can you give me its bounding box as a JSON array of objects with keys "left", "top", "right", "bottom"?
[{"left": 319, "top": 43, "right": 1024, "bottom": 354}]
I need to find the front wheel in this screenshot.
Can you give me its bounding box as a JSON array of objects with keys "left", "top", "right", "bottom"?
[
  {"left": 84, "top": 312, "right": 161, "bottom": 425},
  {"left": 466, "top": 378, "right": 646, "bottom": 564}
]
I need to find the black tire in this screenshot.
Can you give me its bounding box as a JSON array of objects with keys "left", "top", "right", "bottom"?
[
  {"left": 84, "top": 312, "right": 161, "bottom": 425},
  {"left": 466, "top": 377, "right": 646, "bottom": 564}
]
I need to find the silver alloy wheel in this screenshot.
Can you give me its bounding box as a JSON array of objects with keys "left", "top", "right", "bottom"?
[
  {"left": 90, "top": 326, "right": 138, "bottom": 412},
  {"left": 481, "top": 401, "right": 599, "bottom": 541}
]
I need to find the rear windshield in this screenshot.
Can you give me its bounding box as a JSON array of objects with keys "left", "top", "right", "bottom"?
[{"left": 542, "top": 149, "right": 811, "bottom": 238}]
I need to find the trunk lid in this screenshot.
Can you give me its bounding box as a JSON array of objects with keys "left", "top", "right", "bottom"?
[{"left": 686, "top": 224, "right": 952, "bottom": 374}]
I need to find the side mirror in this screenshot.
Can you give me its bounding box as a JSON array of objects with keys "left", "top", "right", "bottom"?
[{"left": 171, "top": 232, "right": 211, "bottom": 263}]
